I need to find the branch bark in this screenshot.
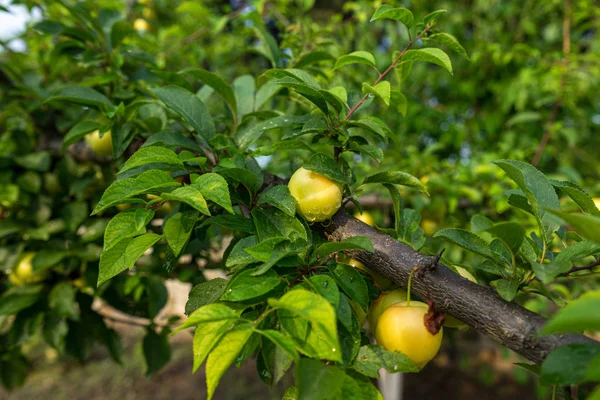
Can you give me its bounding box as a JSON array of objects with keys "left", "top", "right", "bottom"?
[{"left": 320, "top": 211, "right": 595, "bottom": 364}]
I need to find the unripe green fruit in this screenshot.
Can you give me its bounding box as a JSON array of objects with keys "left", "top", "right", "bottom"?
[
  {"left": 288, "top": 167, "right": 342, "bottom": 222},
  {"left": 375, "top": 301, "right": 443, "bottom": 368},
  {"left": 444, "top": 267, "right": 477, "bottom": 329},
  {"left": 85, "top": 130, "right": 113, "bottom": 157},
  {"left": 368, "top": 289, "right": 407, "bottom": 332},
  {"left": 8, "top": 253, "right": 49, "bottom": 286}
]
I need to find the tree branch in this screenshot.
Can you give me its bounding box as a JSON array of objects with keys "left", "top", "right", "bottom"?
[{"left": 320, "top": 211, "right": 596, "bottom": 364}]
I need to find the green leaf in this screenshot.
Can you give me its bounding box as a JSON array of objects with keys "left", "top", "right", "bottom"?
[
  {"left": 434, "top": 228, "right": 492, "bottom": 258},
  {"left": 44, "top": 85, "right": 116, "bottom": 113},
  {"left": 118, "top": 147, "right": 184, "bottom": 175},
  {"left": 305, "top": 275, "right": 340, "bottom": 311},
  {"left": 400, "top": 48, "right": 453, "bottom": 75},
  {"left": 220, "top": 269, "right": 281, "bottom": 302},
  {"left": 331, "top": 263, "right": 369, "bottom": 311},
  {"left": 428, "top": 33, "right": 469, "bottom": 59},
  {"left": 62, "top": 201, "right": 88, "bottom": 232},
  {"left": 303, "top": 153, "right": 348, "bottom": 185},
  {"left": 547, "top": 210, "right": 600, "bottom": 244},
  {"left": 49, "top": 282, "right": 79, "bottom": 321},
  {"left": 226, "top": 236, "right": 260, "bottom": 268},
  {"left": 61, "top": 120, "right": 100, "bottom": 152},
  {"left": 143, "top": 328, "right": 171, "bottom": 376},
  {"left": 370, "top": 6, "right": 414, "bottom": 28},
  {"left": 192, "top": 318, "right": 232, "bottom": 373},
  {"left": 236, "top": 114, "right": 311, "bottom": 150},
  {"left": 349, "top": 143, "right": 384, "bottom": 163},
  {"left": 554, "top": 241, "right": 600, "bottom": 264},
  {"left": 362, "top": 81, "right": 391, "bottom": 106},
  {"left": 346, "top": 118, "right": 390, "bottom": 142},
  {"left": 161, "top": 185, "right": 210, "bottom": 215},
  {"left": 423, "top": 10, "right": 447, "bottom": 26},
  {"left": 256, "top": 329, "right": 299, "bottom": 361},
  {"left": 493, "top": 160, "right": 561, "bottom": 244},
  {"left": 490, "top": 279, "right": 520, "bottom": 301},
  {"left": 390, "top": 90, "right": 408, "bottom": 117},
  {"left": 110, "top": 20, "right": 135, "bottom": 49},
  {"left": 335, "top": 51, "right": 377, "bottom": 70},
  {"left": 551, "top": 180, "right": 600, "bottom": 216},
  {"left": 542, "top": 292, "right": 600, "bottom": 334},
  {"left": 295, "top": 51, "right": 336, "bottom": 69},
  {"left": 0, "top": 286, "right": 43, "bottom": 315},
  {"left": 540, "top": 343, "right": 600, "bottom": 385},
  {"left": 296, "top": 358, "right": 345, "bottom": 400},
  {"left": 531, "top": 260, "right": 571, "bottom": 284},
  {"left": 164, "top": 210, "right": 198, "bottom": 256},
  {"left": 98, "top": 233, "right": 163, "bottom": 285},
  {"left": 233, "top": 75, "right": 256, "bottom": 119},
  {"left": 258, "top": 185, "right": 296, "bottom": 217},
  {"left": 269, "top": 289, "right": 341, "bottom": 362},
  {"left": 174, "top": 303, "right": 242, "bottom": 333},
  {"left": 206, "top": 324, "right": 254, "bottom": 400},
  {"left": 92, "top": 170, "right": 180, "bottom": 214},
  {"left": 351, "top": 344, "right": 419, "bottom": 377},
  {"left": 252, "top": 208, "right": 307, "bottom": 243},
  {"left": 316, "top": 236, "right": 374, "bottom": 259},
  {"left": 384, "top": 184, "right": 403, "bottom": 233},
  {"left": 151, "top": 85, "right": 215, "bottom": 142},
  {"left": 180, "top": 68, "right": 237, "bottom": 119},
  {"left": 252, "top": 25, "right": 282, "bottom": 68},
  {"left": 186, "top": 278, "right": 228, "bottom": 316},
  {"left": 271, "top": 78, "right": 329, "bottom": 114},
  {"left": 363, "top": 171, "right": 429, "bottom": 195},
  {"left": 282, "top": 385, "right": 299, "bottom": 400},
  {"left": 192, "top": 173, "right": 234, "bottom": 214},
  {"left": 104, "top": 208, "right": 155, "bottom": 250},
  {"left": 203, "top": 215, "right": 256, "bottom": 235},
  {"left": 142, "top": 130, "right": 203, "bottom": 152},
  {"left": 484, "top": 222, "right": 525, "bottom": 253}
]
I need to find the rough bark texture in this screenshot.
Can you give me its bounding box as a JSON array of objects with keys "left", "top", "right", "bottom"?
[{"left": 321, "top": 211, "right": 595, "bottom": 364}]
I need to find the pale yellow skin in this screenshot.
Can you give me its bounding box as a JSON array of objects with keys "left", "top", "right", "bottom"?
[
  {"left": 368, "top": 289, "right": 407, "bottom": 332},
  {"left": 594, "top": 198, "right": 600, "bottom": 211},
  {"left": 375, "top": 301, "right": 443, "bottom": 368},
  {"left": 288, "top": 167, "right": 342, "bottom": 222},
  {"left": 134, "top": 18, "right": 149, "bottom": 32},
  {"left": 444, "top": 267, "right": 477, "bottom": 329},
  {"left": 85, "top": 130, "right": 113, "bottom": 157},
  {"left": 8, "top": 253, "right": 48, "bottom": 286},
  {"left": 354, "top": 211, "right": 375, "bottom": 227}
]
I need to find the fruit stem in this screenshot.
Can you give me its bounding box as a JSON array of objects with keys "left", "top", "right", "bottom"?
[{"left": 407, "top": 266, "right": 419, "bottom": 307}]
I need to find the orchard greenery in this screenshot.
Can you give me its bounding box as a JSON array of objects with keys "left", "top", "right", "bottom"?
[{"left": 0, "top": 1, "right": 599, "bottom": 399}]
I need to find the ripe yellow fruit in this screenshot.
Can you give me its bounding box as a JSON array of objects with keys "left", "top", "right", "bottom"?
[
  {"left": 593, "top": 198, "right": 600, "bottom": 211},
  {"left": 8, "top": 253, "right": 48, "bottom": 286},
  {"left": 354, "top": 211, "right": 375, "bottom": 227},
  {"left": 421, "top": 219, "right": 438, "bottom": 236},
  {"left": 368, "top": 289, "right": 407, "bottom": 332},
  {"left": 444, "top": 267, "right": 477, "bottom": 329},
  {"left": 134, "top": 18, "right": 149, "bottom": 32},
  {"left": 375, "top": 301, "right": 443, "bottom": 368},
  {"left": 288, "top": 167, "right": 342, "bottom": 222},
  {"left": 85, "top": 130, "right": 113, "bottom": 157}
]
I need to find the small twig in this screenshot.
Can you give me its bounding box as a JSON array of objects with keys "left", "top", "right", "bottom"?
[
  {"left": 561, "top": 259, "right": 600, "bottom": 276},
  {"left": 333, "top": 146, "right": 341, "bottom": 163},
  {"left": 342, "top": 25, "right": 433, "bottom": 122}
]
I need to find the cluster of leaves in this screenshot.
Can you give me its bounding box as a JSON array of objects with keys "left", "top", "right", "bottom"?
[{"left": 0, "top": 1, "right": 598, "bottom": 399}]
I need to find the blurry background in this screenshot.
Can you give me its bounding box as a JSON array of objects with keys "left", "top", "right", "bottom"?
[{"left": 0, "top": 0, "right": 598, "bottom": 398}]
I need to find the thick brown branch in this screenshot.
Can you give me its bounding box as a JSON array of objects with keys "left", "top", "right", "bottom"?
[{"left": 320, "top": 211, "right": 595, "bottom": 364}]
